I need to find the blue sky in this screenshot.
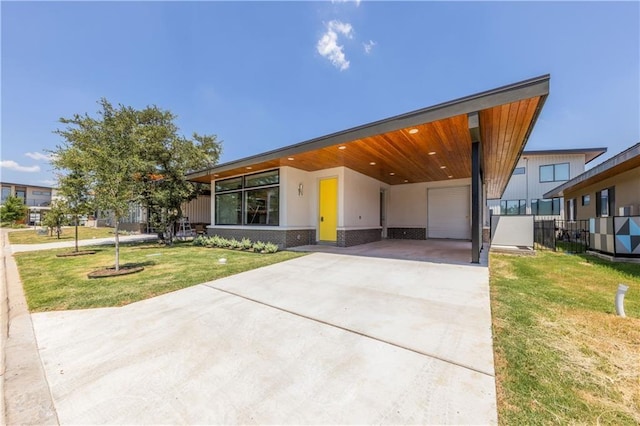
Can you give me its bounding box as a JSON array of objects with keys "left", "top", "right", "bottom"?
[{"left": 2, "top": 1, "right": 638, "bottom": 187}]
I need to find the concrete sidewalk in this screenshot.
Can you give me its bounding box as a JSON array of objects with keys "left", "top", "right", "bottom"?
[{"left": 10, "top": 234, "right": 158, "bottom": 253}]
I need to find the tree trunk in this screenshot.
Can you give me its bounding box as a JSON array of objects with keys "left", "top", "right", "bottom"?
[
  {"left": 115, "top": 220, "right": 120, "bottom": 271},
  {"left": 74, "top": 215, "right": 79, "bottom": 252}
]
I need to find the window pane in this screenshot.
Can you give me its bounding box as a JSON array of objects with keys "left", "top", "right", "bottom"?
[
  {"left": 512, "top": 167, "right": 525, "bottom": 175},
  {"left": 600, "top": 189, "right": 609, "bottom": 216},
  {"left": 215, "top": 193, "right": 242, "bottom": 225},
  {"left": 540, "top": 165, "right": 554, "bottom": 182},
  {"left": 245, "top": 187, "right": 279, "bottom": 225},
  {"left": 553, "top": 198, "right": 560, "bottom": 215},
  {"left": 519, "top": 200, "right": 527, "bottom": 215},
  {"left": 215, "top": 177, "right": 242, "bottom": 193},
  {"left": 1, "top": 187, "right": 10, "bottom": 202},
  {"left": 244, "top": 170, "right": 279, "bottom": 188},
  {"left": 555, "top": 163, "right": 569, "bottom": 181},
  {"left": 582, "top": 195, "right": 590, "bottom": 206},
  {"left": 531, "top": 199, "right": 538, "bottom": 215},
  {"left": 537, "top": 199, "right": 553, "bottom": 215},
  {"left": 500, "top": 200, "right": 507, "bottom": 213}
]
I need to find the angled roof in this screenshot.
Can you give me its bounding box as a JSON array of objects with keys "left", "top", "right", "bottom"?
[
  {"left": 522, "top": 147, "right": 607, "bottom": 164},
  {"left": 187, "top": 74, "right": 550, "bottom": 199},
  {"left": 544, "top": 142, "right": 640, "bottom": 198}
]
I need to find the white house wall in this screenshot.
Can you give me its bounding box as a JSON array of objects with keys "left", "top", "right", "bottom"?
[
  {"left": 280, "top": 166, "right": 312, "bottom": 227},
  {"left": 342, "top": 167, "right": 387, "bottom": 228},
  {"left": 488, "top": 153, "right": 588, "bottom": 216}
]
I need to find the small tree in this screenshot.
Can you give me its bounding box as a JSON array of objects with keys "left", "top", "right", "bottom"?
[
  {"left": 57, "top": 170, "right": 93, "bottom": 252},
  {"left": 42, "top": 200, "right": 67, "bottom": 238},
  {"left": 0, "top": 196, "right": 28, "bottom": 226}
]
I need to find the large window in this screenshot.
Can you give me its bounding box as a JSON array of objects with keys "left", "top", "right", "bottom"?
[
  {"left": 512, "top": 167, "right": 525, "bottom": 176},
  {"left": 539, "top": 163, "right": 569, "bottom": 182},
  {"left": 215, "top": 169, "right": 279, "bottom": 226},
  {"left": 582, "top": 194, "right": 590, "bottom": 206},
  {"left": 1, "top": 187, "right": 10, "bottom": 203},
  {"left": 596, "top": 187, "right": 615, "bottom": 217},
  {"left": 531, "top": 198, "right": 561, "bottom": 215},
  {"left": 500, "top": 199, "right": 526, "bottom": 215}
]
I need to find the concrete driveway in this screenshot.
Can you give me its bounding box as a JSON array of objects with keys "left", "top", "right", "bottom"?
[{"left": 31, "top": 252, "right": 496, "bottom": 424}]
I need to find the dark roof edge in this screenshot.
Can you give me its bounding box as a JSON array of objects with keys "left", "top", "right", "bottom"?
[
  {"left": 187, "top": 74, "right": 551, "bottom": 180},
  {"left": 543, "top": 142, "right": 640, "bottom": 198},
  {"left": 0, "top": 181, "right": 55, "bottom": 190},
  {"left": 522, "top": 147, "right": 607, "bottom": 164}
]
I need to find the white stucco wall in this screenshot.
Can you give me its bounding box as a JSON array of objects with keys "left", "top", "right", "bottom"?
[
  {"left": 342, "top": 168, "right": 386, "bottom": 228},
  {"left": 280, "top": 166, "right": 312, "bottom": 227}
]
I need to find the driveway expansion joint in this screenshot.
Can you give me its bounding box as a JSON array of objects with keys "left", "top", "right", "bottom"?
[{"left": 204, "top": 283, "right": 495, "bottom": 378}]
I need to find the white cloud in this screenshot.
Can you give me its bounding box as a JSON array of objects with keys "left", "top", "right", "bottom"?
[
  {"left": 331, "top": 0, "right": 361, "bottom": 6},
  {"left": 0, "top": 160, "right": 41, "bottom": 173},
  {"left": 363, "top": 40, "right": 376, "bottom": 54},
  {"left": 25, "top": 152, "right": 53, "bottom": 161},
  {"left": 317, "top": 20, "right": 354, "bottom": 71}
]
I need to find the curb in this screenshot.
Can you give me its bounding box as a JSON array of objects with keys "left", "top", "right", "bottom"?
[{"left": 1, "top": 230, "right": 59, "bottom": 425}]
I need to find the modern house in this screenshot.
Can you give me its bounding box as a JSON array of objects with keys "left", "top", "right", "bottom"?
[
  {"left": 186, "top": 75, "right": 551, "bottom": 263},
  {"left": 545, "top": 143, "right": 640, "bottom": 258},
  {"left": 487, "top": 148, "right": 606, "bottom": 219},
  {"left": 0, "top": 181, "right": 56, "bottom": 225}
]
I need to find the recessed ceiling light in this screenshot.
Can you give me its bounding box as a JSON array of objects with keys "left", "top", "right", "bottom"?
[
  {"left": 440, "top": 165, "right": 447, "bottom": 169},
  {"left": 213, "top": 174, "right": 219, "bottom": 177},
  {"left": 338, "top": 146, "right": 347, "bottom": 150},
  {"left": 246, "top": 167, "right": 252, "bottom": 170},
  {"left": 404, "top": 179, "right": 409, "bottom": 183},
  {"left": 409, "top": 128, "right": 419, "bottom": 134},
  {"left": 448, "top": 175, "right": 453, "bottom": 178},
  {"left": 370, "top": 162, "right": 376, "bottom": 165},
  {"left": 428, "top": 151, "right": 436, "bottom": 155},
  {"left": 287, "top": 157, "right": 294, "bottom": 161},
  {"left": 389, "top": 172, "right": 395, "bottom": 176}
]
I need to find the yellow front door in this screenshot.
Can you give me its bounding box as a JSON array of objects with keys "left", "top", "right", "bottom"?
[{"left": 319, "top": 177, "right": 337, "bottom": 242}]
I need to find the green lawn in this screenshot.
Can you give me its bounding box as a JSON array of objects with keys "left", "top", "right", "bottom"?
[
  {"left": 15, "top": 241, "right": 305, "bottom": 311},
  {"left": 490, "top": 251, "right": 640, "bottom": 425},
  {"left": 8, "top": 226, "right": 120, "bottom": 245}
]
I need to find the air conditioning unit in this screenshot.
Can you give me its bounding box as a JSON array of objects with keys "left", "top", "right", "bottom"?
[{"left": 619, "top": 205, "right": 635, "bottom": 216}]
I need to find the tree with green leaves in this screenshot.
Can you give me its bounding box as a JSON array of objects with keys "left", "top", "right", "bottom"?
[
  {"left": 0, "top": 195, "right": 28, "bottom": 226},
  {"left": 56, "top": 170, "right": 93, "bottom": 252},
  {"left": 42, "top": 200, "right": 67, "bottom": 238},
  {"left": 53, "top": 99, "right": 221, "bottom": 270}
]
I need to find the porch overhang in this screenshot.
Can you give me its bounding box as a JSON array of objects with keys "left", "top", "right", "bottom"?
[{"left": 187, "top": 75, "right": 550, "bottom": 199}]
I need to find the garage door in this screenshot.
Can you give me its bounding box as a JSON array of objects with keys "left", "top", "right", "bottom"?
[{"left": 428, "top": 186, "right": 471, "bottom": 239}]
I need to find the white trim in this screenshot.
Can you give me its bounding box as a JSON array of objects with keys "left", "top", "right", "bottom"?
[{"left": 206, "top": 225, "right": 314, "bottom": 231}]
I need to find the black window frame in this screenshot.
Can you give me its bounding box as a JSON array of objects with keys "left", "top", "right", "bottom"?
[
  {"left": 531, "top": 198, "right": 561, "bottom": 215},
  {"left": 500, "top": 199, "right": 527, "bottom": 215},
  {"left": 581, "top": 194, "right": 590, "bottom": 206},
  {"left": 214, "top": 169, "right": 280, "bottom": 226},
  {"left": 596, "top": 186, "right": 615, "bottom": 218},
  {"left": 539, "top": 163, "right": 570, "bottom": 183}
]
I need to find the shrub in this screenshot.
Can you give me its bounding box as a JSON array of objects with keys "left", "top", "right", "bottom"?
[
  {"left": 193, "top": 235, "right": 207, "bottom": 246},
  {"left": 264, "top": 242, "right": 279, "bottom": 253},
  {"left": 240, "top": 237, "right": 253, "bottom": 250},
  {"left": 253, "top": 241, "right": 266, "bottom": 252},
  {"left": 228, "top": 238, "right": 242, "bottom": 249}
]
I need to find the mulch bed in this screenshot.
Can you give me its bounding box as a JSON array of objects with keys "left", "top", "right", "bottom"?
[
  {"left": 87, "top": 265, "right": 145, "bottom": 279},
  {"left": 56, "top": 250, "right": 97, "bottom": 258}
]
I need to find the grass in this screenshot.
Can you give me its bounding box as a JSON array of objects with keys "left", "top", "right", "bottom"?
[
  {"left": 8, "top": 226, "right": 120, "bottom": 245},
  {"left": 490, "top": 250, "right": 640, "bottom": 425},
  {"left": 15, "top": 241, "right": 305, "bottom": 311}
]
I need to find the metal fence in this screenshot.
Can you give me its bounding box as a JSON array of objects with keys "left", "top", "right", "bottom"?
[{"left": 534, "top": 219, "right": 590, "bottom": 253}]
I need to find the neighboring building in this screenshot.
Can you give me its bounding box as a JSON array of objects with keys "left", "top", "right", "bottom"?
[
  {"left": 0, "top": 182, "right": 57, "bottom": 225},
  {"left": 186, "top": 75, "right": 551, "bottom": 263},
  {"left": 545, "top": 143, "right": 640, "bottom": 258},
  {"left": 487, "top": 148, "right": 606, "bottom": 219}
]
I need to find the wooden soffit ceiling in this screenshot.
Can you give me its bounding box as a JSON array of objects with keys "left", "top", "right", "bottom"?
[{"left": 187, "top": 76, "right": 549, "bottom": 199}]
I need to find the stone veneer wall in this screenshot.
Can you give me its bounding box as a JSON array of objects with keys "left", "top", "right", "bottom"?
[
  {"left": 387, "top": 227, "right": 426, "bottom": 240},
  {"left": 207, "top": 227, "right": 315, "bottom": 249},
  {"left": 337, "top": 228, "right": 381, "bottom": 247}
]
